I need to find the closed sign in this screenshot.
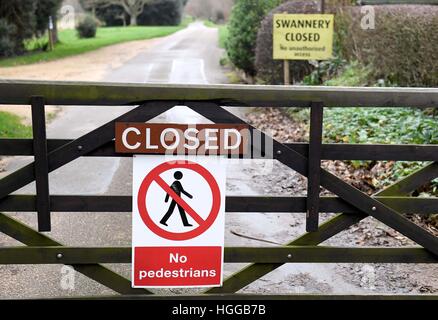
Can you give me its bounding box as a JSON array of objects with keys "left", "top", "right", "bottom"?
[{"left": 115, "top": 123, "right": 249, "bottom": 155}]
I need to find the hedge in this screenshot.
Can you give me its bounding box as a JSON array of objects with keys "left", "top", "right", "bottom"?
[
  {"left": 336, "top": 5, "right": 438, "bottom": 87},
  {"left": 138, "top": 0, "right": 185, "bottom": 26},
  {"left": 0, "top": 0, "right": 62, "bottom": 57},
  {"left": 226, "top": 0, "right": 283, "bottom": 78}
]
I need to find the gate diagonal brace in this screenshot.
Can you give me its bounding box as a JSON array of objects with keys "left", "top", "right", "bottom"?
[
  {"left": 0, "top": 213, "right": 151, "bottom": 295},
  {"left": 0, "top": 101, "right": 173, "bottom": 200},
  {"left": 0, "top": 101, "right": 176, "bottom": 296},
  {"left": 188, "top": 103, "right": 438, "bottom": 293},
  {"left": 211, "top": 162, "right": 438, "bottom": 294},
  {"left": 191, "top": 103, "right": 438, "bottom": 255}
]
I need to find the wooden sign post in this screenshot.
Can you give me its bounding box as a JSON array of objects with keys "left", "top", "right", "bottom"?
[
  {"left": 48, "top": 16, "right": 54, "bottom": 52},
  {"left": 273, "top": 2, "right": 333, "bottom": 85},
  {"left": 283, "top": 60, "right": 290, "bottom": 85},
  {"left": 272, "top": 0, "right": 332, "bottom": 231}
]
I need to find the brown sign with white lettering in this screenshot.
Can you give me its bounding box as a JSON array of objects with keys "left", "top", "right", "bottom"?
[{"left": 115, "top": 123, "right": 249, "bottom": 155}]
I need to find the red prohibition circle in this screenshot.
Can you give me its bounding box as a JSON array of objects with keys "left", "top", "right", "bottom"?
[{"left": 137, "top": 160, "right": 221, "bottom": 241}]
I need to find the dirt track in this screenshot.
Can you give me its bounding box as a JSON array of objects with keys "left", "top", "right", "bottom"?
[{"left": 0, "top": 37, "right": 160, "bottom": 124}]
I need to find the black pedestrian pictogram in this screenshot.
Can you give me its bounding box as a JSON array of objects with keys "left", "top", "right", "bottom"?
[{"left": 160, "top": 171, "right": 194, "bottom": 227}]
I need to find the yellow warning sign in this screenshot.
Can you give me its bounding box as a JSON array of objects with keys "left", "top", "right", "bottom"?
[{"left": 273, "top": 14, "right": 334, "bottom": 60}]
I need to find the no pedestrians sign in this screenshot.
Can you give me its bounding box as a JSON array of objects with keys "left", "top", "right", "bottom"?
[{"left": 132, "top": 155, "right": 226, "bottom": 288}]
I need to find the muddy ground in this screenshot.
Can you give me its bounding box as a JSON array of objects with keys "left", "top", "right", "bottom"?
[{"left": 240, "top": 107, "right": 438, "bottom": 295}]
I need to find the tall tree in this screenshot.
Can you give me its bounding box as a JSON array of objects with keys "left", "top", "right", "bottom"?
[
  {"left": 101, "top": 0, "right": 154, "bottom": 26},
  {"left": 80, "top": 0, "right": 102, "bottom": 17},
  {"left": 0, "top": 1, "right": 36, "bottom": 55},
  {"left": 0, "top": 0, "right": 62, "bottom": 55}
]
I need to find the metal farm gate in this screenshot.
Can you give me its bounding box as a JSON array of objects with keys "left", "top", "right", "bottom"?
[{"left": 0, "top": 80, "right": 437, "bottom": 299}]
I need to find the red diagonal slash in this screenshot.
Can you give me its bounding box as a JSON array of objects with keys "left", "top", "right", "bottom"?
[{"left": 154, "top": 175, "right": 205, "bottom": 226}]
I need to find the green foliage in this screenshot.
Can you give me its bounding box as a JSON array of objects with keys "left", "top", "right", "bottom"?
[
  {"left": 96, "top": 4, "right": 127, "bottom": 27},
  {"left": 218, "top": 25, "right": 229, "bottom": 49},
  {"left": 287, "top": 106, "right": 438, "bottom": 184},
  {"left": 203, "top": 20, "right": 216, "bottom": 28},
  {"left": 35, "top": 0, "right": 63, "bottom": 36},
  {"left": 76, "top": 15, "right": 98, "bottom": 38},
  {"left": 0, "top": 19, "right": 17, "bottom": 57},
  {"left": 323, "top": 108, "right": 438, "bottom": 145},
  {"left": 226, "top": 0, "right": 282, "bottom": 77},
  {"left": 204, "top": 21, "right": 228, "bottom": 49},
  {"left": 336, "top": 5, "right": 438, "bottom": 87},
  {"left": 138, "top": 0, "right": 185, "bottom": 26},
  {"left": 324, "top": 61, "right": 373, "bottom": 86},
  {"left": 387, "top": 161, "right": 428, "bottom": 187},
  {"left": 432, "top": 178, "right": 438, "bottom": 196},
  {"left": 0, "top": 1, "right": 36, "bottom": 56},
  {"left": 303, "top": 57, "right": 347, "bottom": 86},
  {"left": 0, "top": 112, "right": 32, "bottom": 138},
  {"left": 0, "top": 0, "right": 62, "bottom": 56}
]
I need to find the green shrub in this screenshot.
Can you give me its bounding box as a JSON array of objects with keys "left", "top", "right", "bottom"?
[
  {"left": 323, "top": 108, "right": 438, "bottom": 145},
  {"left": 287, "top": 105, "right": 438, "bottom": 176},
  {"left": 76, "top": 16, "right": 97, "bottom": 39},
  {"left": 226, "top": 0, "right": 282, "bottom": 78},
  {"left": 0, "top": 111, "right": 32, "bottom": 138},
  {"left": 255, "top": 1, "right": 320, "bottom": 84},
  {"left": 0, "top": 1, "right": 36, "bottom": 55},
  {"left": 35, "top": 0, "right": 63, "bottom": 37},
  {"left": 302, "top": 58, "right": 379, "bottom": 87},
  {"left": 0, "top": 19, "right": 17, "bottom": 57},
  {"left": 0, "top": 0, "right": 62, "bottom": 56},
  {"left": 219, "top": 25, "right": 229, "bottom": 49},
  {"left": 336, "top": 5, "right": 438, "bottom": 87},
  {"left": 96, "top": 4, "right": 127, "bottom": 27},
  {"left": 286, "top": 106, "right": 438, "bottom": 145},
  {"left": 138, "top": 0, "right": 185, "bottom": 26}
]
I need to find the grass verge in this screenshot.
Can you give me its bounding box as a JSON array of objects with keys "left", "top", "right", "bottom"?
[
  {"left": 203, "top": 21, "right": 228, "bottom": 49},
  {"left": 218, "top": 25, "right": 228, "bottom": 49},
  {"left": 0, "top": 24, "right": 187, "bottom": 67},
  {"left": 0, "top": 112, "right": 32, "bottom": 138}
]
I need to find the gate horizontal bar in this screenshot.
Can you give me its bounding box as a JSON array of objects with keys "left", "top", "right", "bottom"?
[
  {"left": 1, "top": 195, "right": 437, "bottom": 215},
  {"left": 0, "top": 80, "right": 436, "bottom": 107},
  {"left": 0, "top": 212, "right": 151, "bottom": 295},
  {"left": 0, "top": 246, "right": 436, "bottom": 264},
  {"left": 69, "top": 294, "right": 438, "bottom": 301},
  {"left": 361, "top": 0, "right": 438, "bottom": 5},
  {"left": 194, "top": 104, "right": 438, "bottom": 257},
  {"left": 3, "top": 139, "right": 438, "bottom": 161}
]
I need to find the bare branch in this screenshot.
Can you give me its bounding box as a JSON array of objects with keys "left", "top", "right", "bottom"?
[{"left": 90, "top": 0, "right": 154, "bottom": 25}]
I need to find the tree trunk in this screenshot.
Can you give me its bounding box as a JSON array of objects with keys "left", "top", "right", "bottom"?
[
  {"left": 53, "top": 19, "right": 59, "bottom": 44},
  {"left": 130, "top": 15, "right": 137, "bottom": 26}
]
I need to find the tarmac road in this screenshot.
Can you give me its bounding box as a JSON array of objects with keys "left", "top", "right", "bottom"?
[{"left": 0, "top": 22, "right": 364, "bottom": 298}]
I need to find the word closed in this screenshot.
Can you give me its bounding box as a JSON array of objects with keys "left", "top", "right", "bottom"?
[{"left": 116, "top": 123, "right": 249, "bottom": 155}]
